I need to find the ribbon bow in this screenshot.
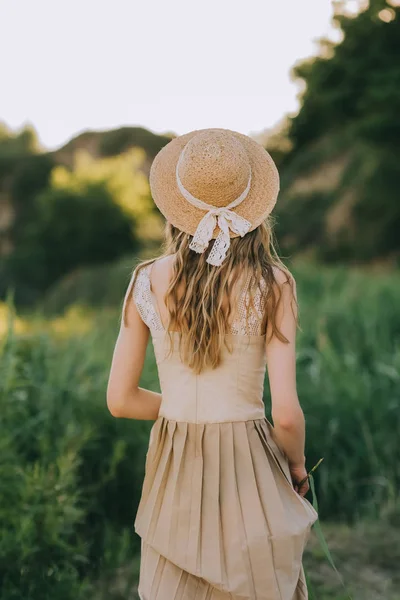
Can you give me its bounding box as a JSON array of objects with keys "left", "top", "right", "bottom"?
[
  {"left": 176, "top": 148, "right": 252, "bottom": 267},
  {"left": 189, "top": 207, "right": 251, "bottom": 266}
]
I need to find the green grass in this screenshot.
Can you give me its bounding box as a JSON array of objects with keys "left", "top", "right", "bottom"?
[
  {"left": 292, "top": 264, "right": 400, "bottom": 521},
  {"left": 304, "top": 521, "right": 400, "bottom": 600},
  {"left": 0, "top": 310, "right": 153, "bottom": 599},
  {"left": 0, "top": 262, "right": 399, "bottom": 598}
]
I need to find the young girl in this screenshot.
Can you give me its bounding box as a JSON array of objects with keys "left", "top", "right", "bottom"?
[{"left": 107, "top": 128, "right": 318, "bottom": 600}]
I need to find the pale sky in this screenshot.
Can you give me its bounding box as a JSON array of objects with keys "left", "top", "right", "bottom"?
[{"left": 0, "top": 0, "right": 339, "bottom": 150}]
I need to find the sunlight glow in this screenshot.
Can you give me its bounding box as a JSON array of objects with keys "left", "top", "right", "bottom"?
[{"left": 378, "top": 8, "right": 396, "bottom": 21}]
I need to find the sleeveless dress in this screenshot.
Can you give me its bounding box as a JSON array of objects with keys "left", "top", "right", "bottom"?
[{"left": 131, "top": 263, "right": 318, "bottom": 600}]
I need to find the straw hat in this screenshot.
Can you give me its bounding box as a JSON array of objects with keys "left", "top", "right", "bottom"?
[{"left": 149, "top": 128, "right": 280, "bottom": 266}]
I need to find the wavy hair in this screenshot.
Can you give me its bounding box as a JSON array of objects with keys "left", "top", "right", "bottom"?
[{"left": 125, "top": 218, "right": 297, "bottom": 374}]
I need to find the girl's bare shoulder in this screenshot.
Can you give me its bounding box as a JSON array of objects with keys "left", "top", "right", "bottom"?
[
  {"left": 150, "top": 255, "right": 177, "bottom": 298},
  {"left": 272, "top": 265, "right": 296, "bottom": 288},
  {"left": 151, "top": 254, "right": 175, "bottom": 277}
]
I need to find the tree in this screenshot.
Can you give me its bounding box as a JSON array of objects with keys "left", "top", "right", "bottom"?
[
  {"left": 3, "top": 185, "right": 137, "bottom": 302},
  {"left": 274, "top": 0, "right": 400, "bottom": 263},
  {"left": 289, "top": 0, "right": 400, "bottom": 152}
]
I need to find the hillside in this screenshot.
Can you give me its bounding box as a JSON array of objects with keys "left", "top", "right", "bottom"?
[
  {"left": 52, "top": 126, "right": 173, "bottom": 173},
  {"left": 0, "top": 125, "right": 173, "bottom": 302},
  {"left": 0, "top": 125, "right": 172, "bottom": 256},
  {"left": 271, "top": 133, "right": 385, "bottom": 264}
]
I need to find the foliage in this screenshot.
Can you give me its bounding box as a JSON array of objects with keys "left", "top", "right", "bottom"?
[
  {"left": 37, "top": 262, "right": 400, "bottom": 523},
  {"left": 4, "top": 185, "right": 137, "bottom": 299},
  {"left": 273, "top": 0, "right": 400, "bottom": 263},
  {"left": 0, "top": 309, "right": 153, "bottom": 599},
  {"left": 10, "top": 154, "right": 55, "bottom": 207},
  {"left": 0, "top": 122, "right": 40, "bottom": 157},
  {"left": 1, "top": 263, "right": 399, "bottom": 597},
  {"left": 51, "top": 148, "right": 151, "bottom": 219},
  {"left": 0, "top": 123, "right": 51, "bottom": 215},
  {"left": 41, "top": 256, "right": 138, "bottom": 315},
  {"left": 41, "top": 253, "right": 157, "bottom": 316},
  {"left": 289, "top": 0, "right": 400, "bottom": 151},
  {"left": 0, "top": 129, "right": 166, "bottom": 307},
  {"left": 290, "top": 263, "right": 400, "bottom": 520},
  {"left": 0, "top": 147, "right": 161, "bottom": 304}
]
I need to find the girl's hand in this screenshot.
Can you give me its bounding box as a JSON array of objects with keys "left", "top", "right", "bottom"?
[{"left": 289, "top": 462, "right": 309, "bottom": 497}]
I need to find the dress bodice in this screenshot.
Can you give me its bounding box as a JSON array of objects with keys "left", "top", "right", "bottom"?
[{"left": 131, "top": 263, "right": 268, "bottom": 423}]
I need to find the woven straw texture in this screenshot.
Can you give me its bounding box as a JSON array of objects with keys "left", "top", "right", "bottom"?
[{"left": 149, "top": 128, "right": 280, "bottom": 239}]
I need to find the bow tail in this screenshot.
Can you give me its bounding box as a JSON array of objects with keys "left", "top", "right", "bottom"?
[
  {"left": 189, "top": 213, "right": 217, "bottom": 254},
  {"left": 189, "top": 210, "right": 252, "bottom": 266},
  {"left": 206, "top": 231, "right": 230, "bottom": 266},
  {"left": 206, "top": 215, "right": 231, "bottom": 267},
  {"left": 206, "top": 212, "right": 252, "bottom": 266}
]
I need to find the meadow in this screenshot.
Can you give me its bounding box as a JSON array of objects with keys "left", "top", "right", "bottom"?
[{"left": 1, "top": 262, "right": 399, "bottom": 600}]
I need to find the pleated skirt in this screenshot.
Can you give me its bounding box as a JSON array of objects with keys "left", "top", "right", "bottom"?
[
  {"left": 138, "top": 537, "right": 310, "bottom": 600},
  {"left": 135, "top": 416, "right": 318, "bottom": 600}
]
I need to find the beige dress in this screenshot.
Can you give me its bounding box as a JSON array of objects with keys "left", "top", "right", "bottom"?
[{"left": 132, "top": 264, "right": 318, "bottom": 600}]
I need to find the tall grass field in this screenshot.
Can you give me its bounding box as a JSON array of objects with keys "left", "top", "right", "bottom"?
[{"left": 0, "top": 263, "right": 399, "bottom": 599}]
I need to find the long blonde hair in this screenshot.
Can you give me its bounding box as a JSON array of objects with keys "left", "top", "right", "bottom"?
[{"left": 125, "top": 218, "right": 296, "bottom": 374}]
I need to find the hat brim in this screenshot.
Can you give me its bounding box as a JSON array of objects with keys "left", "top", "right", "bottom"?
[{"left": 149, "top": 128, "right": 280, "bottom": 239}]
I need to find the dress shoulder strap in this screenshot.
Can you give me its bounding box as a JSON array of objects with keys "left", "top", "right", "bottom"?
[
  {"left": 131, "top": 263, "right": 164, "bottom": 332},
  {"left": 128, "top": 262, "right": 266, "bottom": 336},
  {"left": 230, "top": 275, "right": 267, "bottom": 336}
]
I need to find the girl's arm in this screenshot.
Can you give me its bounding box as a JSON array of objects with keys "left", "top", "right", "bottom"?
[
  {"left": 107, "top": 276, "right": 162, "bottom": 420},
  {"left": 266, "top": 270, "right": 309, "bottom": 495}
]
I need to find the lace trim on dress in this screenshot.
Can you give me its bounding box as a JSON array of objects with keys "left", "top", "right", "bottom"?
[
  {"left": 132, "top": 264, "right": 266, "bottom": 336},
  {"left": 230, "top": 276, "right": 267, "bottom": 336},
  {"left": 132, "top": 265, "right": 164, "bottom": 332}
]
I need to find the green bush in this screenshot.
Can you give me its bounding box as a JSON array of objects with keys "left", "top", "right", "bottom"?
[
  {"left": 0, "top": 315, "right": 154, "bottom": 599},
  {"left": 41, "top": 252, "right": 156, "bottom": 316},
  {"left": 10, "top": 153, "right": 55, "bottom": 217},
  {"left": 3, "top": 185, "right": 138, "bottom": 303},
  {"left": 289, "top": 264, "right": 400, "bottom": 521}
]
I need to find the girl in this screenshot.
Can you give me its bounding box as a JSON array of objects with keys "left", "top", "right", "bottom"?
[{"left": 107, "top": 128, "right": 318, "bottom": 600}]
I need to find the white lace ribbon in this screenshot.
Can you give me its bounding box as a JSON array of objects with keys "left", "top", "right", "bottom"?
[{"left": 176, "top": 149, "right": 252, "bottom": 266}]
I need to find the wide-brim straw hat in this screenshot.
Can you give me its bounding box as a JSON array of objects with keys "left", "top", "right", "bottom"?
[{"left": 149, "top": 128, "right": 280, "bottom": 265}]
